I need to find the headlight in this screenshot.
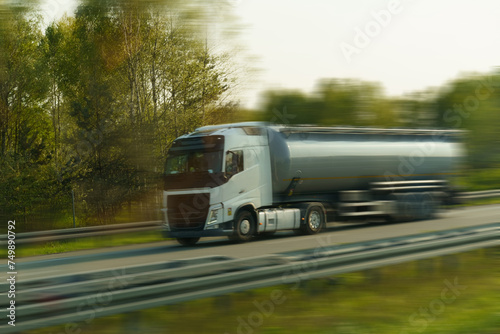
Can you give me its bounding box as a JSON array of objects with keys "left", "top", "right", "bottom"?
[{"left": 207, "top": 204, "right": 223, "bottom": 226}]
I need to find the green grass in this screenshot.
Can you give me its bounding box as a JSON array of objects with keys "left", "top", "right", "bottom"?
[
  {"left": 28, "top": 247, "right": 500, "bottom": 334},
  {"left": 0, "top": 231, "right": 167, "bottom": 258},
  {"left": 456, "top": 167, "right": 500, "bottom": 191},
  {"left": 461, "top": 197, "right": 500, "bottom": 206}
]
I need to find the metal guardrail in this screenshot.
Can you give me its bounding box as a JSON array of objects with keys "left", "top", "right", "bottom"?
[
  {"left": 457, "top": 189, "right": 500, "bottom": 200},
  {"left": 1, "top": 189, "right": 499, "bottom": 245},
  {"left": 0, "top": 223, "right": 498, "bottom": 333},
  {"left": 0, "top": 221, "right": 162, "bottom": 245}
]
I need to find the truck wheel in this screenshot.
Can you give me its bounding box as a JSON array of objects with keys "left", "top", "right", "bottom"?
[
  {"left": 421, "top": 193, "right": 437, "bottom": 219},
  {"left": 302, "top": 205, "right": 325, "bottom": 235},
  {"left": 176, "top": 237, "right": 200, "bottom": 246},
  {"left": 231, "top": 210, "right": 256, "bottom": 242}
]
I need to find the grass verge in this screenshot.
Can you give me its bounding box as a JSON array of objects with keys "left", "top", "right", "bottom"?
[
  {"left": 0, "top": 230, "right": 166, "bottom": 258},
  {"left": 27, "top": 247, "right": 500, "bottom": 334}
]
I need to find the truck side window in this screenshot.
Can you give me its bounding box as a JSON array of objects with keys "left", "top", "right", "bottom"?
[{"left": 225, "top": 150, "right": 244, "bottom": 176}]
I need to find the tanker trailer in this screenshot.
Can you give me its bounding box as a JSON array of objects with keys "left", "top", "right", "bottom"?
[{"left": 162, "top": 123, "right": 464, "bottom": 245}]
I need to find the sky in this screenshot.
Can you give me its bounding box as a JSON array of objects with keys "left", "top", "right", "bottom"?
[
  {"left": 231, "top": 0, "right": 500, "bottom": 108},
  {"left": 43, "top": 0, "right": 500, "bottom": 109}
]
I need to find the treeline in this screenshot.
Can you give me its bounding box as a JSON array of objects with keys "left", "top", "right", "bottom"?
[
  {"left": 258, "top": 74, "right": 500, "bottom": 170},
  {"left": 0, "top": 1, "right": 237, "bottom": 229}
]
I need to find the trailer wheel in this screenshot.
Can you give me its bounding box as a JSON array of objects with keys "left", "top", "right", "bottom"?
[
  {"left": 176, "top": 237, "right": 200, "bottom": 246},
  {"left": 420, "top": 193, "right": 437, "bottom": 220},
  {"left": 390, "top": 193, "right": 436, "bottom": 222},
  {"left": 231, "top": 210, "right": 256, "bottom": 242},
  {"left": 302, "top": 205, "right": 325, "bottom": 234}
]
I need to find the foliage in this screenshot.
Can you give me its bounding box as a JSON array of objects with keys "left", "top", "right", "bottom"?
[
  {"left": 259, "top": 79, "right": 399, "bottom": 127},
  {"left": 432, "top": 73, "right": 500, "bottom": 168},
  {"left": 0, "top": 1, "right": 237, "bottom": 229}
]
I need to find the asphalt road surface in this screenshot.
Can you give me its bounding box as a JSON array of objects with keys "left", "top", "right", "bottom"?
[{"left": 14, "top": 204, "right": 500, "bottom": 282}]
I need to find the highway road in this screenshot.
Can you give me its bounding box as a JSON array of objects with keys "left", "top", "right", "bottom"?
[{"left": 13, "top": 204, "right": 500, "bottom": 282}]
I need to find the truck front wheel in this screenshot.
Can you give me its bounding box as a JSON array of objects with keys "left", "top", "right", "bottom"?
[
  {"left": 301, "top": 205, "right": 325, "bottom": 235},
  {"left": 176, "top": 237, "right": 200, "bottom": 246},
  {"left": 230, "top": 210, "right": 256, "bottom": 242}
]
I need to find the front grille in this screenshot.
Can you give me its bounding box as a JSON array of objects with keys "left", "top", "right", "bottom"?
[{"left": 167, "top": 193, "right": 210, "bottom": 229}]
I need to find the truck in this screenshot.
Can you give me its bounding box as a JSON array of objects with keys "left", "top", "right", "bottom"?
[{"left": 161, "top": 122, "right": 464, "bottom": 245}]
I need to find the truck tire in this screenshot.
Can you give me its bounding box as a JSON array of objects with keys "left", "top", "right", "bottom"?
[
  {"left": 420, "top": 192, "right": 437, "bottom": 220},
  {"left": 391, "top": 193, "right": 417, "bottom": 222},
  {"left": 231, "top": 210, "right": 256, "bottom": 242},
  {"left": 301, "top": 204, "right": 325, "bottom": 235},
  {"left": 390, "top": 193, "right": 436, "bottom": 222},
  {"left": 176, "top": 237, "right": 200, "bottom": 246}
]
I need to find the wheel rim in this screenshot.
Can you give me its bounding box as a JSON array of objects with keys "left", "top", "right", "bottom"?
[
  {"left": 309, "top": 211, "right": 321, "bottom": 230},
  {"left": 240, "top": 219, "right": 251, "bottom": 235}
]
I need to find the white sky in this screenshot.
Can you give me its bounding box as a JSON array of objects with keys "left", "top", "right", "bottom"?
[
  {"left": 232, "top": 0, "right": 500, "bottom": 108},
  {"left": 43, "top": 0, "right": 500, "bottom": 109}
]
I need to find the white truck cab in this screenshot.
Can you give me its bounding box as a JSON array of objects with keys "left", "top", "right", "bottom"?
[{"left": 162, "top": 123, "right": 275, "bottom": 245}]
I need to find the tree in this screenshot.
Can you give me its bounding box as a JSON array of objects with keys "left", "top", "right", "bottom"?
[
  {"left": 0, "top": 0, "right": 240, "bottom": 227},
  {"left": 259, "top": 79, "right": 398, "bottom": 127},
  {"left": 0, "top": 7, "right": 73, "bottom": 230},
  {"left": 0, "top": 10, "right": 48, "bottom": 160},
  {"left": 432, "top": 73, "right": 500, "bottom": 168}
]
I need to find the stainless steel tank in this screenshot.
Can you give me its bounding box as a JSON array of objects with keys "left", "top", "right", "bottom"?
[{"left": 267, "top": 126, "right": 464, "bottom": 196}]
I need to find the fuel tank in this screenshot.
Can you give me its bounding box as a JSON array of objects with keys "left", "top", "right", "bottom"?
[{"left": 267, "top": 126, "right": 464, "bottom": 197}]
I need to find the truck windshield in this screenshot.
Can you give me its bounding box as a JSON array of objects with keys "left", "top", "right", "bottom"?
[{"left": 165, "top": 150, "right": 223, "bottom": 174}]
